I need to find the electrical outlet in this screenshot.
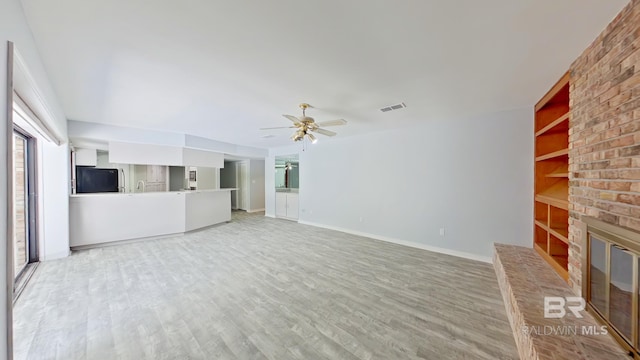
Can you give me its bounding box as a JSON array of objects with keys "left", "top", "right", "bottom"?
[
  {"left": 359, "top": 216, "right": 363, "bottom": 222},
  {"left": 439, "top": 228, "right": 445, "bottom": 236}
]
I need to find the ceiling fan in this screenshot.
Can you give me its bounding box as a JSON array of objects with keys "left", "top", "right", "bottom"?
[{"left": 260, "top": 103, "right": 347, "bottom": 143}]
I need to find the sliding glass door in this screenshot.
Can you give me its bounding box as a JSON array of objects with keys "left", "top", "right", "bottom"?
[{"left": 13, "top": 129, "right": 36, "bottom": 281}]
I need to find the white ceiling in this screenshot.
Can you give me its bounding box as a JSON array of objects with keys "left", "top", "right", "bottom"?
[{"left": 20, "top": 0, "right": 628, "bottom": 148}]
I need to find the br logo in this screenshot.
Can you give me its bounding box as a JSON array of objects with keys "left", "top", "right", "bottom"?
[{"left": 544, "top": 297, "right": 586, "bottom": 318}]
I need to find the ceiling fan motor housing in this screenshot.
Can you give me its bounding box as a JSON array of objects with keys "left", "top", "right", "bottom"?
[{"left": 263, "top": 102, "right": 345, "bottom": 142}]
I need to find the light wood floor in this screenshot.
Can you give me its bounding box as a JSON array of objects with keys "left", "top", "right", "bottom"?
[{"left": 14, "top": 212, "right": 518, "bottom": 359}]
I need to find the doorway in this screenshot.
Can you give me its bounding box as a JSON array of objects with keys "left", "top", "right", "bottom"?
[
  {"left": 237, "top": 162, "right": 249, "bottom": 210},
  {"left": 12, "top": 127, "right": 38, "bottom": 286}
]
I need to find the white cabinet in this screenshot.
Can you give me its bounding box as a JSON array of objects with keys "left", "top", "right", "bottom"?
[
  {"left": 146, "top": 165, "right": 167, "bottom": 183},
  {"left": 75, "top": 148, "right": 97, "bottom": 166},
  {"left": 69, "top": 190, "right": 233, "bottom": 247},
  {"left": 275, "top": 192, "right": 298, "bottom": 220},
  {"left": 276, "top": 193, "right": 287, "bottom": 217}
]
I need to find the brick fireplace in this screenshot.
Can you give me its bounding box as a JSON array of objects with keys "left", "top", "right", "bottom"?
[
  {"left": 494, "top": 1, "right": 640, "bottom": 358},
  {"left": 581, "top": 216, "right": 640, "bottom": 356},
  {"left": 569, "top": 0, "right": 640, "bottom": 296}
]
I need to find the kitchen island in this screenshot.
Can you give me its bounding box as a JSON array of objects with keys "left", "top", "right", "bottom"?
[{"left": 69, "top": 189, "right": 235, "bottom": 248}]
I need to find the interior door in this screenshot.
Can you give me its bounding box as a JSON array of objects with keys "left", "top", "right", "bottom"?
[{"left": 237, "top": 162, "right": 249, "bottom": 210}]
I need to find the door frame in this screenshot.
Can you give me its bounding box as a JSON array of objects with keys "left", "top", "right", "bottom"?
[
  {"left": 5, "top": 40, "right": 15, "bottom": 360},
  {"left": 12, "top": 127, "right": 38, "bottom": 282}
]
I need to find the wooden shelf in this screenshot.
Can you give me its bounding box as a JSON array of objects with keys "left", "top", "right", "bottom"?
[
  {"left": 545, "top": 164, "right": 569, "bottom": 178},
  {"left": 535, "top": 220, "right": 569, "bottom": 244},
  {"left": 535, "top": 181, "right": 569, "bottom": 210},
  {"left": 535, "top": 202, "right": 548, "bottom": 224},
  {"left": 536, "top": 148, "right": 569, "bottom": 162},
  {"left": 534, "top": 242, "right": 546, "bottom": 255},
  {"left": 534, "top": 71, "right": 570, "bottom": 282},
  {"left": 534, "top": 219, "right": 547, "bottom": 229},
  {"left": 546, "top": 171, "right": 569, "bottom": 178},
  {"left": 535, "top": 196, "right": 569, "bottom": 210},
  {"left": 549, "top": 227, "right": 569, "bottom": 243},
  {"left": 535, "top": 72, "right": 571, "bottom": 111},
  {"left": 551, "top": 254, "right": 569, "bottom": 272},
  {"left": 534, "top": 244, "right": 569, "bottom": 281},
  {"left": 535, "top": 112, "right": 569, "bottom": 137}
]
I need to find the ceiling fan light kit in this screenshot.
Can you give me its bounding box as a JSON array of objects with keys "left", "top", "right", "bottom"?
[{"left": 260, "top": 103, "right": 347, "bottom": 144}]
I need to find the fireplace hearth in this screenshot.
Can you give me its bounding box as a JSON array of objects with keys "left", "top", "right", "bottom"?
[{"left": 582, "top": 217, "right": 640, "bottom": 358}]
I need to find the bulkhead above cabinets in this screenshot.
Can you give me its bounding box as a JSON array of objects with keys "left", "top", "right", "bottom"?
[{"left": 108, "top": 141, "right": 224, "bottom": 168}]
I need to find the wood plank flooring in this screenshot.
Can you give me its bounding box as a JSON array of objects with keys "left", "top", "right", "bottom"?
[{"left": 14, "top": 212, "right": 518, "bottom": 359}]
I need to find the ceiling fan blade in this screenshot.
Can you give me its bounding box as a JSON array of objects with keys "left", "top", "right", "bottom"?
[
  {"left": 259, "top": 126, "right": 296, "bottom": 130},
  {"left": 313, "top": 128, "right": 337, "bottom": 137},
  {"left": 283, "top": 114, "right": 302, "bottom": 124},
  {"left": 314, "top": 119, "right": 347, "bottom": 127}
]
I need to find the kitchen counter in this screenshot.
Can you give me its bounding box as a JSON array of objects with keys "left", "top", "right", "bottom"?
[
  {"left": 69, "top": 188, "right": 237, "bottom": 197},
  {"left": 69, "top": 189, "right": 234, "bottom": 248}
]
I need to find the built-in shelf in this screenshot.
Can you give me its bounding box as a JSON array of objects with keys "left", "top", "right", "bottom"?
[
  {"left": 545, "top": 164, "right": 569, "bottom": 178},
  {"left": 534, "top": 72, "right": 570, "bottom": 282},
  {"left": 549, "top": 227, "right": 569, "bottom": 244},
  {"left": 534, "top": 243, "right": 569, "bottom": 281},
  {"left": 535, "top": 181, "right": 569, "bottom": 210},
  {"left": 546, "top": 172, "right": 569, "bottom": 178},
  {"left": 536, "top": 148, "right": 569, "bottom": 162},
  {"left": 534, "top": 220, "right": 569, "bottom": 244},
  {"left": 535, "top": 112, "right": 569, "bottom": 137}
]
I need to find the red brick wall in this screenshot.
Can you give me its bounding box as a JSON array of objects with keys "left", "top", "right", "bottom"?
[{"left": 569, "top": 0, "right": 640, "bottom": 293}]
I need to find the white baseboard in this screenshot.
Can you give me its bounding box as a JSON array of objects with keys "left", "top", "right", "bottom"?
[
  {"left": 297, "top": 220, "right": 492, "bottom": 264},
  {"left": 264, "top": 213, "right": 276, "bottom": 218},
  {"left": 71, "top": 232, "right": 184, "bottom": 251},
  {"left": 40, "top": 249, "right": 70, "bottom": 261},
  {"left": 247, "top": 208, "right": 265, "bottom": 213}
]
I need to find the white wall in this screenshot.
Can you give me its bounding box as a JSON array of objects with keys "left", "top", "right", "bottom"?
[
  {"left": 196, "top": 167, "right": 218, "bottom": 190},
  {"left": 265, "top": 108, "right": 533, "bottom": 261},
  {"left": 1, "top": 0, "right": 69, "bottom": 357},
  {"left": 40, "top": 141, "right": 70, "bottom": 260}
]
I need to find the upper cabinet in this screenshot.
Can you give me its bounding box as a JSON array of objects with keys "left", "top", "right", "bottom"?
[
  {"left": 108, "top": 141, "right": 224, "bottom": 168},
  {"left": 75, "top": 148, "right": 97, "bottom": 166}
]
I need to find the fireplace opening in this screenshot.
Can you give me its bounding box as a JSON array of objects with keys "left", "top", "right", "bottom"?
[{"left": 583, "top": 217, "right": 640, "bottom": 358}]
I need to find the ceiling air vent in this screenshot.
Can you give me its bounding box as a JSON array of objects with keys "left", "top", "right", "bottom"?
[{"left": 380, "top": 102, "right": 406, "bottom": 112}]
